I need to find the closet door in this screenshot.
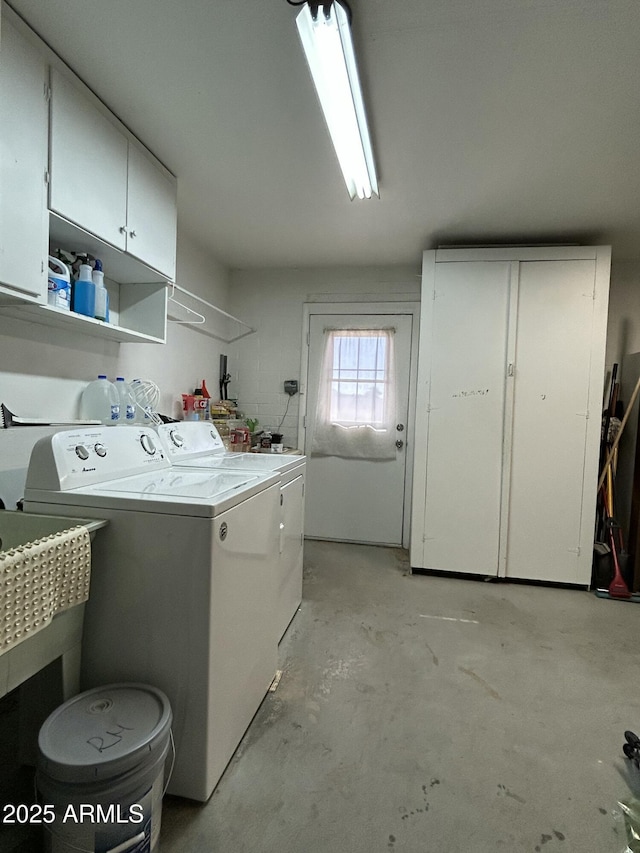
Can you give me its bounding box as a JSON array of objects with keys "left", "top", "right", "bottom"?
[
  {"left": 505, "top": 260, "right": 596, "bottom": 583},
  {"left": 420, "top": 261, "right": 511, "bottom": 575}
]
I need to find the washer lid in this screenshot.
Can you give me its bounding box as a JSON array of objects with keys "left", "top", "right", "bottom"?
[
  {"left": 96, "top": 468, "right": 263, "bottom": 499},
  {"left": 173, "top": 453, "right": 305, "bottom": 474},
  {"left": 38, "top": 683, "right": 172, "bottom": 783}
]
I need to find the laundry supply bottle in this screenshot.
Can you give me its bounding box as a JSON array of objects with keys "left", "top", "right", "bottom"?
[
  {"left": 193, "top": 384, "right": 206, "bottom": 421},
  {"left": 92, "top": 259, "right": 109, "bottom": 322},
  {"left": 200, "top": 380, "right": 211, "bottom": 420},
  {"left": 80, "top": 375, "right": 120, "bottom": 425},
  {"left": 115, "top": 377, "right": 136, "bottom": 424},
  {"left": 72, "top": 263, "right": 96, "bottom": 318},
  {"left": 47, "top": 256, "right": 71, "bottom": 310}
]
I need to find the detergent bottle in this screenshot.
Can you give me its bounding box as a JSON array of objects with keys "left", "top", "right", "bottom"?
[{"left": 47, "top": 256, "right": 71, "bottom": 311}]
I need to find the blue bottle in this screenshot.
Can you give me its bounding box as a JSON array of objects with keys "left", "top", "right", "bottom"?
[
  {"left": 92, "top": 259, "right": 109, "bottom": 322},
  {"left": 72, "top": 263, "right": 96, "bottom": 318}
]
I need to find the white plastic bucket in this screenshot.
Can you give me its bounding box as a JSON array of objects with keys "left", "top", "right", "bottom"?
[{"left": 37, "top": 683, "right": 173, "bottom": 853}]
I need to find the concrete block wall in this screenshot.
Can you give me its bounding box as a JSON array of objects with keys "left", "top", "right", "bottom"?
[
  {"left": 228, "top": 266, "right": 422, "bottom": 450},
  {"left": 0, "top": 231, "right": 230, "bottom": 510}
]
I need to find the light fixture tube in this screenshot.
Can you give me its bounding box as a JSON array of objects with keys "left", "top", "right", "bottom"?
[{"left": 296, "top": 1, "right": 378, "bottom": 200}]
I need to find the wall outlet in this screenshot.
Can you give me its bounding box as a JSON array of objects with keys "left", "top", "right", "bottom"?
[{"left": 284, "top": 380, "right": 298, "bottom": 396}]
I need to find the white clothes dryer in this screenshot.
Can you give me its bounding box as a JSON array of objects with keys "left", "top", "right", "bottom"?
[
  {"left": 156, "top": 422, "right": 306, "bottom": 642},
  {"left": 23, "top": 426, "right": 280, "bottom": 802}
]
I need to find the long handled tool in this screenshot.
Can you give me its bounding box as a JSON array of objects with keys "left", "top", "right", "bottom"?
[
  {"left": 595, "top": 374, "right": 640, "bottom": 601},
  {"left": 604, "top": 464, "right": 631, "bottom": 598},
  {"left": 598, "top": 374, "right": 640, "bottom": 491}
]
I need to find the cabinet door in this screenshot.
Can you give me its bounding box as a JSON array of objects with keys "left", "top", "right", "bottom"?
[
  {"left": 0, "top": 18, "right": 48, "bottom": 302},
  {"left": 49, "top": 70, "right": 128, "bottom": 250},
  {"left": 278, "top": 473, "right": 304, "bottom": 641},
  {"left": 419, "top": 261, "right": 511, "bottom": 574},
  {"left": 126, "top": 143, "right": 177, "bottom": 279},
  {"left": 505, "top": 260, "right": 596, "bottom": 584}
]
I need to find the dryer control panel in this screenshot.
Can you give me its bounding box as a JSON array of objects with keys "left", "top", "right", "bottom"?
[{"left": 157, "top": 421, "right": 226, "bottom": 462}]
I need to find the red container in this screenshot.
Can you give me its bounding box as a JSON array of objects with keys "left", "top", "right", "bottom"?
[
  {"left": 230, "top": 427, "right": 250, "bottom": 451},
  {"left": 182, "top": 394, "right": 209, "bottom": 421}
]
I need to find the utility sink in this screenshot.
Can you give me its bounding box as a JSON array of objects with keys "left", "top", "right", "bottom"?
[
  {"left": 0, "top": 509, "right": 106, "bottom": 551},
  {"left": 0, "top": 510, "right": 107, "bottom": 700}
]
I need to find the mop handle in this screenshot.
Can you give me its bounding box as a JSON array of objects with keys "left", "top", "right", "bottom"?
[{"left": 598, "top": 374, "right": 640, "bottom": 491}]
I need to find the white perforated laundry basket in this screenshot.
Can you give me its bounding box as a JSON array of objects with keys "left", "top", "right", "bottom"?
[{"left": 37, "top": 683, "right": 173, "bottom": 853}]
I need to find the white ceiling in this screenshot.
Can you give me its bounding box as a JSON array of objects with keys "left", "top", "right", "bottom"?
[{"left": 7, "top": 0, "right": 640, "bottom": 269}]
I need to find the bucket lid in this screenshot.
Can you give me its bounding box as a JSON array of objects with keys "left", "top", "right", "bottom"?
[{"left": 38, "top": 683, "right": 172, "bottom": 784}]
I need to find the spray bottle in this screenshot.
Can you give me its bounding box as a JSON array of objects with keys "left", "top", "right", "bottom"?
[
  {"left": 72, "top": 263, "right": 96, "bottom": 318},
  {"left": 92, "top": 259, "right": 109, "bottom": 322}
]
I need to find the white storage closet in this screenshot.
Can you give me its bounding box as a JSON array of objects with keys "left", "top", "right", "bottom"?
[{"left": 410, "top": 246, "right": 611, "bottom": 585}]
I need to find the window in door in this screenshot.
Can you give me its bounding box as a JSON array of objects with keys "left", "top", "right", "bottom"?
[{"left": 312, "top": 328, "right": 396, "bottom": 460}]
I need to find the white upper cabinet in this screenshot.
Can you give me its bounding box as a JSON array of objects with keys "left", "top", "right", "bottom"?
[
  {"left": 126, "top": 142, "right": 177, "bottom": 279},
  {"left": 0, "top": 16, "right": 48, "bottom": 304},
  {"left": 49, "top": 69, "right": 129, "bottom": 253},
  {"left": 49, "top": 69, "right": 177, "bottom": 281}
]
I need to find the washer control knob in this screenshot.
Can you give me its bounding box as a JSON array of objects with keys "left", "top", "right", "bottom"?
[
  {"left": 75, "top": 445, "right": 89, "bottom": 460},
  {"left": 140, "top": 434, "right": 157, "bottom": 455},
  {"left": 94, "top": 443, "right": 107, "bottom": 458},
  {"left": 170, "top": 430, "right": 184, "bottom": 447}
]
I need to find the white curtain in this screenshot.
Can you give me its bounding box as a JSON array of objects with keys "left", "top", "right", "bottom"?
[{"left": 311, "top": 328, "right": 397, "bottom": 460}]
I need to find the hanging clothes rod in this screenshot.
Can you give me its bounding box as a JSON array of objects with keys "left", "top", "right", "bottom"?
[
  {"left": 167, "top": 295, "right": 206, "bottom": 325},
  {"left": 166, "top": 283, "right": 255, "bottom": 343}
]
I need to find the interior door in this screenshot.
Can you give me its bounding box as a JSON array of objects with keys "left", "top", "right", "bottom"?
[{"left": 304, "top": 313, "right": 413, "bottom": 546}]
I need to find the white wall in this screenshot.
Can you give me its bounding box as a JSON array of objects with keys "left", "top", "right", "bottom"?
[
  {"left": 606, "top": 259, "right": 640, "bottom": 371},
  {"left": 3, "top": 251, "right": 637, "bottom": 515},
  {"left": 228, "top": 265, "right": 421, "bottom": 449},
  {"left": 0, "top": 230, "right": 230, "bottom": 510}
]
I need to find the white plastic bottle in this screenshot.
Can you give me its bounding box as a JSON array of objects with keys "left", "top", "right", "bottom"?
[
  {"left": 47, "top": 256, "right": 71, "bottom": 311},
  {"left": 92, "top": 259, "right": 109, "bottom": 322},
  {"left": 80, "top": 375, "right": 120, "bottom": 425},
  {"left": 115, "top": 377, "right": 136, "bottom": 424}
]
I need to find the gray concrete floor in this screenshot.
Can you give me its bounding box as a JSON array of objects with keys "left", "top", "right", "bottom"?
[
  {"left": 2, "top": 540, "right": 639, "bottom": 851},
  {"left": 160, "top": 540, "right": 640, "bottom": 853}
]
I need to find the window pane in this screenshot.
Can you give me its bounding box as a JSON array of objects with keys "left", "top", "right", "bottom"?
[{"left": 329, "top": 333, "right": 388, "bottom": 425}]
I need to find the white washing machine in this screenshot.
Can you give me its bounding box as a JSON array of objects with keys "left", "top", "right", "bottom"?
[
  {"left": 23, "top": 426, "right": 280, "bottom": 802},
  {"left": 156, "top": 422, "right": 305, "bottom": 642}
]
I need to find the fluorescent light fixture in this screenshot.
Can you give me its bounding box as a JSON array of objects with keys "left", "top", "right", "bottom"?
[{"left": 296, "top": 1, "right": 378, "bottom": 200}]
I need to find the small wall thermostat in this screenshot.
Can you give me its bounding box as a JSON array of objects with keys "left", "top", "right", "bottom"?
[{"left": 284, "top": 380, "right": 298, "bottom": 396}]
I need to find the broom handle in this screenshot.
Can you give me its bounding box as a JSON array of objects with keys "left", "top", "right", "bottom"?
[{"left": 598, "top": 374, "right": 640, "bottom": 491}]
